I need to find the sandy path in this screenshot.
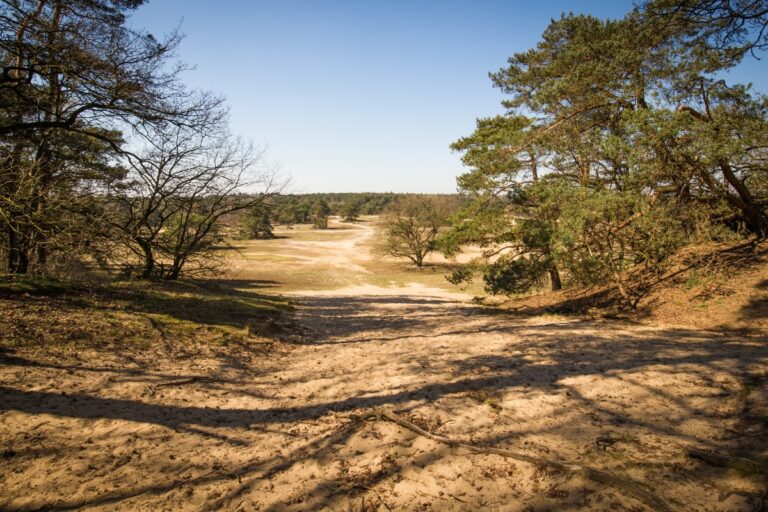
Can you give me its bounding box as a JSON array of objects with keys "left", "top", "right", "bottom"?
[
  {"left": 1, "top": 225, "right": 767, "bottom": 511},
  {"left": 241, "top": 220, "right": 378, "bottom": 274}
]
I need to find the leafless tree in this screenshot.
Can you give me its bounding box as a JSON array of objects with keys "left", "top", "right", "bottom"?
[
  {"left": 109, "top": 120, "right": 285, "bottom": 279},
  {"left": 0, "top": 0, "right": 225, "bottom": 273}
]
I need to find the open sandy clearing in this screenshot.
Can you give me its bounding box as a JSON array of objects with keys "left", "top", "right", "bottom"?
[
  {"left": 224, "top": 218, "right": 485, "bottom": 295},
  {"left": 1, "top": 223, "right": 766, "bottom": 511}
]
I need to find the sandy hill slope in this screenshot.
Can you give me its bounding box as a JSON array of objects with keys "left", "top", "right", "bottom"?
[{"left": 501, "top": 239, "right": 767, "bottom": 333}]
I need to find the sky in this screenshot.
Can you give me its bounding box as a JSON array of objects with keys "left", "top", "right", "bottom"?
[{"left": 130, "top": 1, "right": 767, "bottom": 194}]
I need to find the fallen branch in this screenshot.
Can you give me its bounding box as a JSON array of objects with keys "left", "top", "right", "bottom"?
[
  {"left": 365, "top": 407, "right": 671, "bottom": 512},
  {"left": 153, "top": 376, "right": 210, "bottom": 388},
  {"left": 352, "top": 485, "right": 393, "bottom": 512},
  {"left": 687, "top": 448, "right": 768, "bottom": 475}
]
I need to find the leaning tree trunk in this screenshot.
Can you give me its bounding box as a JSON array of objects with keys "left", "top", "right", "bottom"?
[{"left": 719, "top": 159, "right": 767, "bottom": 238}]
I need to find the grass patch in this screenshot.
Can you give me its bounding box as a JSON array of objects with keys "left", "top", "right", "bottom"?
[
  {"left": 362, "top": 259, "right": 483, "bottom": 294},
  {"left": 0, "top": 275, "right": 75, "bottom": 296},
  {"left": 0, "top": 276, "right": 292, "bottom": 351},
  {"left": 682, "top": 269, "right": 703, "bottom": 290}
]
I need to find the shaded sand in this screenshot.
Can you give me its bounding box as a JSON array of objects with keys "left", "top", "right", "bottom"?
[
  {"left": 2, "top": 289, "right": 767, "bottom": 510},
  {"left": 1, "top": 223, "right": 767, "bottom": 510}
]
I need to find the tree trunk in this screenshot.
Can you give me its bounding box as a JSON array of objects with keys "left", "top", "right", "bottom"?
[
  {"left": 166, "top": 252, "right": 186, "bottom": 280},
  {"left": 137, "top": 239, "right": 154, "bottom": 278},
  {"left": 8, "top": 239, "right": 29, "bottom": 275},
  {"left": 718, "top": 159, "right": 767, "bottom": 238},
  {"left": 7, "top": 226, "right": 18, "bottom": 273},
  {"left": 35, "top": 242, "right": 46, "bottom": 269},
  {"left": 25, "top": 0, "right": 61, "bottom": 273},
  {"left": 168, "top": 259, "right": 182, "bottom": 280},
  {"left": 528, "top": 149, "right": 538, "bottom": 183},
  {"left": 677, "top": 106, "right": 767, "bottom": 238},
  {"left": 7, "top": 222, "right": 31, "bottom": 274},
  {"left": 549, "top": 266, "right": 562, "bottom": 291}
]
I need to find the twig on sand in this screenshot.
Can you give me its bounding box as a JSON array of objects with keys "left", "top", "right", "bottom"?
[
  {"left": 447, "top": 493, "right": 467, "bottom": 503},
  {"left": 353, "top": 485, "right": 393, "bottom": 512},
  {"left": 144, "top": 377, "right": 207, "bottom": 397},
  {"left": 151, "top": 376, "right": 210, "bottom": 389},
  {"left": 687, "top": 448, "right": 768, "bottom": 475},
  {"left": 363, "top": 407, "right": 671, "bottom": 512}
]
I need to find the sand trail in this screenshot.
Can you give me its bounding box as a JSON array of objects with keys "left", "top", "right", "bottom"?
[{"left": 1, "top": 222, "right": 766, "bottom": 511}]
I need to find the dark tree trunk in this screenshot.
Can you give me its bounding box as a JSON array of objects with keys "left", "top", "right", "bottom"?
[
  {"left": 528, "top": 149, "right": 538, "bottom": 183},
  {"left": 8, "top": 245, "right": 29, "bottom": 274},
  {"left": 720, "top": 186, "right": 767, "bottom": 238},
  {"left": 31, "top": 172, "right": 49, "bottom": 271},
  {"left": 719, "top": 159, "right": 767, "bottom": 238},
  {"left": 7, "top": 224, "right": 30, "bottom": 274},
  {"left": 34, "top": 236, "right": 47, "bottom": 270},
  {"left": 137, "top": 239, "right": 154, "bottom": 278},
  {"left": 549, "top": 266, "right": 562, "bottom": 291},
  {"left": 166, "top": 252, "right": 186, "bottom": 280},
  {"left": 7, "top": 226, "right": 18, "bottom": 273},
  {"left": 168, "top": 260, "right": 182, "bottom": 280}
]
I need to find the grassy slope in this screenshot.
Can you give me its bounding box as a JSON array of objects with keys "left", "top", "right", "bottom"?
[
  {"left": 499, "top": 239, "right": 768, "bottom": 332},
  {"left": 0, "top": 276, "right": 292, "bottom": 352}
]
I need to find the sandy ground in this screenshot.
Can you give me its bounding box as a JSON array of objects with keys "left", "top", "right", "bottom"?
[{"left": 1, "top": 222, "right": 767, "bottom": 511}]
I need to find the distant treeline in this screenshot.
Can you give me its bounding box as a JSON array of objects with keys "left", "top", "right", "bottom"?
[{"left": 267, "top": 193, "right": 462, "bottom": 225}]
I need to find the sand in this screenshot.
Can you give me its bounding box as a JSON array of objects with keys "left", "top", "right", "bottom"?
[{"left": 1, "top": 222, "right": 766, "bottom": 511}]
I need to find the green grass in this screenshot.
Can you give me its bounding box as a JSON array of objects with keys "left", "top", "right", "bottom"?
[
  {"left": 361, "top": 259, "right": 485, "bottom": 295},
  {"left": 683, "top": 269, "right": 703, "bottom": 290}
]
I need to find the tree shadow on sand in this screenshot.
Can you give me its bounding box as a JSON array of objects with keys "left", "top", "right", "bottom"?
[{"left": 2, "top": 291, "right": 767, "bottom": 510}]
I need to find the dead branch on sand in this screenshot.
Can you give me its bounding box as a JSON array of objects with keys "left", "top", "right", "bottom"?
[
  {"left": 687, "top": 448, "right": 768, "bottom": 475},
  {"left": 363, "top": 407, "right": 671, "bottom": 512}
]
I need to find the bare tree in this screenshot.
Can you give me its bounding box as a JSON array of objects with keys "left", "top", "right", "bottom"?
[
  {"left": 109, "top": 120, "right": 284, "bottom": 279},
  {"left": 0, "top": 0, "right": 225, "bottom": 273}
]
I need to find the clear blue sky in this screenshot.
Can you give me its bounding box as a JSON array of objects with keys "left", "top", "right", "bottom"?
[{"left": 130, "top": 1, "right": 766, "bottom": 194}]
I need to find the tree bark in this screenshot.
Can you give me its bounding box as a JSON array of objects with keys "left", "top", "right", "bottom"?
[
  {"left": 168, "top": 258, "right": 183, "bottom": 280},
  {"left": 7, "top": 228, "right": 29, "bottom": 274},
  {"left": 549, "top": 265, "right": 562, "bottom": 291},
  {"left": 137, "top": 239, "right": 155, "bottom": 278},
  {"left": 718, "top": 159, "right": 767, "bottom": 237}
]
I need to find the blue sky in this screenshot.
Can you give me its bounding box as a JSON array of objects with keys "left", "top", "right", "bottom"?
[{"left": 130, "top": 1, "right": 766, "bottom": 193}]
